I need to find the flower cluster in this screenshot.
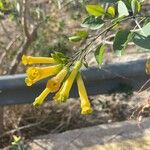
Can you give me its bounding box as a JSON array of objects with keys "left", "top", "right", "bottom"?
[{"left": 22, "top": 55, "right": 93, "bottom": 115}]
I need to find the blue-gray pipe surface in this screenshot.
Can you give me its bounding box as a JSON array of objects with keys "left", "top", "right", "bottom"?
[{"left": 0, "top": 59, "right": 149, "bottom": 106}]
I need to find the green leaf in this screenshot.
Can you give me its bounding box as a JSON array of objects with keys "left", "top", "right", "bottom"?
[
  {"left": 113, "top": 29, "right": 130, "bottom": 54},
  {"left": 81, "top": 16, "right": 104, "bottom": 30},
  {"left": 118, "top": 1, "right": 129, "bottom": 17},
  {"left": 107, "top": 6, "right": 115, "bottom": 17},
  {"left": 0, "top": 1, "right": 4, "bottom": 9},
  {"left": 133, "top": 33, "right": 150, "bottom": 50},
  {"left": 95, "top": 44, "right": 106, "bottom": 66},
  {"left": 69, "top": 36, "right": 82, "bottom": 42},
  {"left": 55, "top": 52, "right": 66, "bottom": 58},
  {"left": 86, "top": 5, "right": 105, "bottom": 16},
  {"left": 132, "top": 22, "right": 150, "bottom": 50},
  {"left": 69, "top": 30, "right": 88, "bottom": 42},
  {"left": 77, "top": 30, "right": 88, "bottom": 38},
  {"left": 143, "top": 18, "right": 150, "bottom": 26},
  {"left": 131, "top": 0, "right": 141, "bottom": 15},
  {"left": 123, "top": 0, "right": 132, "bottom": 8},
  {"left": 51, "top": 52, "right": 68, "bottom": 63},
  {"left": 140, "top": 22, "right": 150, "bottom": 37}
]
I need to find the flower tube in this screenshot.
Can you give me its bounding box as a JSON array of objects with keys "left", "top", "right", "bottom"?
[
  {"left": 77, "top": 72, "right": 93, "bottom": 115},
  {"left": 53, "top": 61, "right": 81, "bottom": 102},
  {"left": 33, "top": 88, "right": 51, "bottom": 106},
  {"left": 33, "top": 66, "right": 69, "bottom": 106},
  {"left": 22, "top": 55, "right": 56, "bottom": 65},
  {"left": 25, "top": 64, "right": 62, "bottom": 86},
  {"left": 46, "top": 66, "right": 69, "bottom": 92}
]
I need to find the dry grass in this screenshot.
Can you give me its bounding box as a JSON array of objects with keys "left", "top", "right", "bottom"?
[{"left": 1, "top": 90, "right": 150, "bottom": 148}]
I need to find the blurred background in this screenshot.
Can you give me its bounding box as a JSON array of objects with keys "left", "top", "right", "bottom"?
[{"left": 0, "top": 0, "right": 150, "bottom": 149}]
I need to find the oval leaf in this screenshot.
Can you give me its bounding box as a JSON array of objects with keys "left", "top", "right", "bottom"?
[
  {"left": 95, "top": 44, "right": 106, "bottom": 66},
  {"left": 107, "top": 6, "right": 115, "bottom": 17},
  {"left": 118, "top": 1, "right": 129, "bottom": 17},
  {"left": 69, "top": 36, "right": 82, "bottom": 42},
  {"left": 81, "top": 16, "right": 104, "bottom": 30},
  {"left": 131, "top": 0, "right": 141, "bottom": 15},
  {"left": 76, "top": 30, "right": 88, "bottom": 38},
  {"left": 132, "top": 22, "right": 150, "bottom": 50},
  {"left": 113, "top": 29, "right": 131, "bottom": 54},
  {"left": 140, "top": 22, "right": 150, "bottom": 37},
  {"left": 0, "top": 1, "right": 4, "bottom": 9},
  {"left": 86, "top": 5, "right": 105, "bottom": 16},
  {"left": 69, "top": 30, "right": 88, "bottom": 42},
  {"left": 133, "top": 33, "right": 150, "bottom": 50}
]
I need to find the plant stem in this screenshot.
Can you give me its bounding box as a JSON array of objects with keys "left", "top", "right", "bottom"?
[
  {"left": 68, "top": 15, "right": 147, "bottom": 66},
  {"left": 80, "top": 16, "right": 134, "bottom": 60}
]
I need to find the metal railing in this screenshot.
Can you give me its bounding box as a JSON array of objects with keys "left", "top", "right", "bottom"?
[{"left": 0, "top": 58, "right": 149, "bottom": 106}]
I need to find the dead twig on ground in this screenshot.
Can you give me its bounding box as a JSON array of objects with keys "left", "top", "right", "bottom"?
[{"left": 0, "top": 122, "right": 42, "bottom": 138}]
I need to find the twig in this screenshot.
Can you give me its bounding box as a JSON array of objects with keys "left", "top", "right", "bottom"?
[
  {"left": 62, "top": 0, "right": 74, "bottom": 9},
  {"left": 22, "top": 0, "right": 30, "bottom": 39},
  {"left": 57, "top": 0, "right": 62, "bottom": 9},
  {"left": 0, "top": 122, "right": 41, "bottom": 138},
  {"left": 50, "top": 122, "right": 65, "bottom": 134},
  {"left": 8, "top": 30, "right": 35, "bottom": 74},
  {"left": 0, "top": 34, "right": 21, "bottom": 65},
  {"left": 8, "top": 0, "right": 49, "bottom": 74},
  {"left": 104, "top": 40, "right": 134, "bottom": 46},
  {"left": 82, "top": 16, "right": 134, "bottom": 57},
  {"left": 0, "top": 21, "right": 11, "bottom": 40},
  {"left": 138, "top": 78, "right": 150, "bottom": 94},
  {"left": 134, "top": 19, "right": 146, "bottom": 36},
  {"left": 8, "top": 19, "right": 46, "bottom": 74}
]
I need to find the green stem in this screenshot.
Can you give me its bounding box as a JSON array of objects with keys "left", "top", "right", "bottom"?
[
  {"left": 68, "top": 15, "right": 149, "bottom": 66},
  {"left": 80, "top": 15, "right": 134, "bottom": 60}
]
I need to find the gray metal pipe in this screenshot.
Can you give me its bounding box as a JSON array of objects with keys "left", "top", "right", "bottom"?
[{"left": 0, "top": 58, "right": 149, "bottom": 106}]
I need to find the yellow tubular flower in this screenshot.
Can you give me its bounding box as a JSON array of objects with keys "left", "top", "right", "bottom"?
[
  {"left": 46, "top": 66, "right": 69, "bottom": 92},
  {"left": 33, "top": 67, "right": 69, "bottom": 106},
  {"left": 53, "top": 61, "right": 81, "bottom": 103},
  {"left": 25, "top": 64, "right": 62, "bottom": 86},
  {"left": 33, "top": 88, "right": 50, "bottom": 106},
  {"left": 22, "top": 55, "right": 56, "bottom": 65},
  {"left": 77, "top": 73, "right": 93, "bottom": 115}
]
